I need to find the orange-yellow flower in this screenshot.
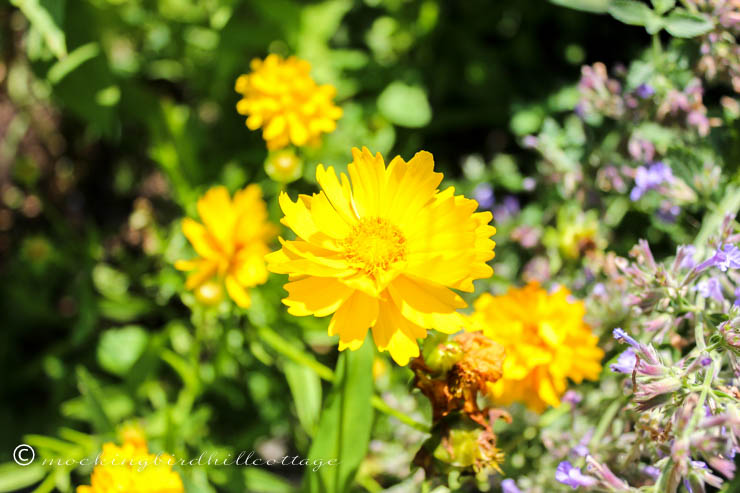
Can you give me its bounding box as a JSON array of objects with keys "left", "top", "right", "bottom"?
[
  {"left": 468, "top": 282, "right": 603, "bottom": 412},
  {"left": 266, "top": 147, "right": 496, "bottom": 365},
  {"left": 76, "top": 439, "right": 183, "bottom": 493},
  {"left": 175, "top": 185, "right": 277, "bottom": 308},
  {"left": 235, "top": 54, "right": 342, "bottom": 150}
]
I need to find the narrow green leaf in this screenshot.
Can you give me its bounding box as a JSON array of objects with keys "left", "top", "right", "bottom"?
[
  {"left": 284, "top": 361, "right": 322, "bottom": 436},
  {"left": 47, "top": 43, "right": 100, "bottom": 84},
  {"left": 608, "top": 0, "right": 655, "bottom": 26},
  {"left": 549, "top": 0, "right": 610, "bottom": 13},
  {"left": 663, "top": 9, "right": 714, "bottom": 38},
  {"left": 0, "top": 463, "right": 45, "bottom": 493},
  {"left": 245, "top": 468, "right": 297, "bottom": 493},
  {"left": 302, "top": 342, "right": 374, "bottom": 493},
  {"left": 75, "top": 367, "right": 114, "bottom": 434},
  {"left": 10, "top": 0, "right": 66, "bottom": 59}
]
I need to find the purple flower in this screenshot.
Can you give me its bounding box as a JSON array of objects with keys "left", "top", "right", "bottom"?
[
  {"left": 501, "top": 479, "right": 522, "bottom": 493},
  {"left": 493, "top": 195, "right": 521, "bottom": 221},
  {"left": 635, "top": 83, "right": 655, "bottom": 99},
  {"left": 522, "top": 135, "right": 539, "bottom": 148},
  {"left": 734, "top": 286, "right": 740, "bottom": 307},
  {"left": 656, "top": 202, "right": 680, "bottom": 223},
  {"left": 677, "top": 245, "right": 697, "bottom": 270},
  {"left": 643, "top": 465, "right": 660, "bottom": 479},
  {"left": 556, "top": 461, "right": 598, "bottom": 489},
  {"left": 563, "top": 390, "right": 582, "bottom": 405},
  {"left": 699, "top": 244, "right": 740, "bottom": 272},
  {"left": 694, "top": 277, "right": 724, "bottom": 303},
  {"left": 610, "top": 348, "right": 637, "bottom": 374},
  {"left": 630, "top": 162, "right": 673, "bottom": 201},
  {"left": 473, "top": 184, "right": 494, "bottom": 209},
  {"left": 613, "top": 328, "right": 639, "bottom": 348}
]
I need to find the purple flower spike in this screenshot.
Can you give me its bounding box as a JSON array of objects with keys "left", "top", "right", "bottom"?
[
  {"left": 613, "top": 328, "right": 639, "bottom": 348},
  {"left": 501, "top": 479, "right": 522, "bottom": 493},
  {"left": 556, "top": 461, "right": 598, "bottom": 489},
  {"left": 611, "top": 347, "right": 637, "bottom": 374},
  {"left": 630, "top": 162, "right": 673, "bottom": 201}
]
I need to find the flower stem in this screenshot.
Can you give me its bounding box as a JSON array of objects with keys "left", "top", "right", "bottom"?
[{"left": 256, "top": 326, "right": 431, "bottom": 433}]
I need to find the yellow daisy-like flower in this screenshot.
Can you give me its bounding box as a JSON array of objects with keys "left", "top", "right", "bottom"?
[
  {"left": 77, "top": 439, "right": 183, "bottom": 493},
  {"left": 235, "top": 54, "right": 343, "bottom": 150},
  {"left": 266, "top": 147, "right": 496, "bottom": 365},
  {"left": 468, "top": 282, "right": 603, "bottom": 412},
  {"left": 175, "top": 185, "right": 277, "bottom": 308}
]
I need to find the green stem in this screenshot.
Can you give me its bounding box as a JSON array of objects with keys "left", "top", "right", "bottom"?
[
  {"left": 257, "top": 326, "right": 430, "bottom": 433},
  {"left": 371, "top": 395, "right": 429, "bottom": 433},
  {"left": 589, "top": 396, "right": 627, "bottom": 448},
  {"left": 257, "top": 326, "right": 334, "bottom": 381},
  {"left": 652, "top": 34, "right": 662, "bottom": 69},
  {"left": 685, "top": 360, "right": 716, "bottom": 437}
]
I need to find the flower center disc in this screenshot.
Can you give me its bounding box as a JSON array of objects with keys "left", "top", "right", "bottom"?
[{"left": 341, "top": 217, "right": 407, "bottom": 275}]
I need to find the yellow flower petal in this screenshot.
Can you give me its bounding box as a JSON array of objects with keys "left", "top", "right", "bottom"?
[{"left": 283, "top": 276, "right": 354, "bottom": 317}]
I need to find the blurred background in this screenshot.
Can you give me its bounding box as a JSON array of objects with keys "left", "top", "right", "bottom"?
[{"left": 0, "top": 0, "right": 669, "bottom": 491}]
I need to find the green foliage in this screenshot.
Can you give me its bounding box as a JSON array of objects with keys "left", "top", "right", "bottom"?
[{"left": 302, "top": 343, "right": 374, "bottom": 493}]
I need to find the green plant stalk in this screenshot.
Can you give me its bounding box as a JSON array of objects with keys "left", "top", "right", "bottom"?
[{"left": 257, "top": 326, "right": 430, "bottom": 433}]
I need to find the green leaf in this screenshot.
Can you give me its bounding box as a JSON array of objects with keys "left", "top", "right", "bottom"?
[
  {"left": 663, "top": 9, "right": 714, "bottom": 38},
  {"left": 75, "top": 367, "right": 114, "bottom": 434},
  {"left": 284, "top": 361, "right": 322, "bottom": 436},
  {"left": 245, "top": 468, "right": 297, "bottom": 493},
  {"left": 97, "top": 326, "right": 149, "bottom": 376},
  {"left": 47, "top": 43, "right": 100, "bottom": 84},
  {"left": 651, "top": 0, "right": 675, "bottom": 15},
  {"left": 0, "top": 463, "right": 45, "bottom": 493},
  {"left": 10, "top": 0, "right": 66, "bottom": 59},
  {"left": 377, "top": 82, "right": 432, "bottom": 128},
  {"left": 549, "top": 0, "right": 610, "bottom": 13},
  {"left": 608, "top": 0, "right": 655, "bottom": 26},
  {"left": 302, "top": 342, "right": 374, "bottom": 493}
]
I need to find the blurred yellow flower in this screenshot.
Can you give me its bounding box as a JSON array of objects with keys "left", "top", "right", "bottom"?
[
  {"left": 468, "top": 282, "right": 603, "bottom": 412},
  {"left": 235, "top": 54, "right": 342, "bottom": 150},
  {"left": 266, "top": 147, "right": 496, "bottom": 365},
  {"left": 77, "top": 439, "right": 183, "bottom": 493},
  {"left": 175, "top": 185, "right": 277, "bottom": 308}
]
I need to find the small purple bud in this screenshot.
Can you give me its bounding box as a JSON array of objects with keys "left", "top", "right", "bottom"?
[{"left": 613, "top": 328, "right": 639, "bottom": 348}]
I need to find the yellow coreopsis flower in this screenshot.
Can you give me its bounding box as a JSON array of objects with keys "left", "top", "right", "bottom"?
[
  {"left": 175, "top": 185, "right": 277, "bottom": 308},
  {"left": 235, "top": 54, "right": 343, "bottom": 150},
  {"left": 77, "top": 439, "right": 183, "bottom": 493},
  {"left": 468, "top": 282, "right": 603, "bottom": 412},
  {"left": 266, "top": 147, "right": 496, "bottom": 365}
]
